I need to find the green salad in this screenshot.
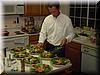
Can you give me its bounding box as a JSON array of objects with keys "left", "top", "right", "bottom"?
[
  {"left": 10, "top": 47, "right": 25, "bottom": 53},
  {"left": 25, "top": 56, "right": 40, "bottom": 64},
  {"left": 26, "top": 44, "right": 44, "bottom": 53},
  {"left": 40, "top": 51, "right": 54, "bottom": 58},
  {"left": 30, "top": 64, "right": 52, "bottom": 73},
  {"left": 51, "top": 57, "right": 70, "bottom": 65}
]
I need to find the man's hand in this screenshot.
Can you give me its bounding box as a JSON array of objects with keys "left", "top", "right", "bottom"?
[
  {"left": 60, "top": 38, "right": 67, "bottom": 46},
  {"left": 37, "top": 42, "right": 44, "bottom": 49}
]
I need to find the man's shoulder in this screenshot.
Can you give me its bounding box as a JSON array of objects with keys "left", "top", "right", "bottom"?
[
  {"left": 60, "top": 13, "right": 71, "bottom": 21},
  {"left": 45, "top": 15, "right": 52, "bottom": 19}
]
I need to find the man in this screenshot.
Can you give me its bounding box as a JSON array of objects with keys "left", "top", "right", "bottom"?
[{"left": 37, "top": 2, "right": 74, "bottom": 57}]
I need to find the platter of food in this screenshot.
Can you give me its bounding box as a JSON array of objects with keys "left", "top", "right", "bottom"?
[
  {"left": 51, "top": 57, "right": 71, "bottom": 67},
  {"left": 40, "top": 51, "right": 55, "bottom": 60},
  {"left": 25, "top": 56, "right": 41, "bottom": 64},
  {"left": 10, "top": 47, "right": 30, "bottom": 59},
  {"left": 12, "top": 50, "right": 29, "bottom": 58},
  {"left": 10, "top": 47, "right": 25, "bottom": 53},
  {"left": 26, "top": 44, "right": 44, "bottom": 54},
  {"left": 30, "top": 64, "right": 52, "bottom": 73}
]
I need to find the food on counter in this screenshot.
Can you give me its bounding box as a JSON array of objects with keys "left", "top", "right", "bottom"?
[
  {"left": 26, "top": 44, "right": 44, "bottom": 54},
  {"left": 40, "top": 51, "right": 54, "bottom": 58},
  {"left": 10, "top": 47, "right": 25, "bottom": 53},
  {"left": 10, "top": 47, "right": 29, "bottom": 58},
  {"left": 25, "top": 56, "right": 40, "bottom": 64},
  {"left": 13, "top": 51, "right": 29, "bottom": 58},
  {"left": 30, "top": 64, "right": 52, "bottom": 73},
  {"left": 51, "top": 57, "right": 70, "bottom": 65}
]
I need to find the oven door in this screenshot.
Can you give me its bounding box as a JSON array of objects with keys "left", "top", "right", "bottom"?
[{"left": 81, "top": 48, "right": 99, "bottom": 74}]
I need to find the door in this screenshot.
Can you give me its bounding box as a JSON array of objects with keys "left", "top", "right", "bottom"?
[
  {"left": 81, "top": 52, "right": 99, "bottom": 74},
  {"left": 66, "top": 46, "right": 81, "bottom": 72},
  {"left": 24, "top": 3, "right": 41, "bottom": 16}
]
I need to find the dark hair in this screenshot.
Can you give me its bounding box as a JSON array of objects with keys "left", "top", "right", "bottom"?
[{"left": 48, "top": 2, "right": 60, "bottom": 9}]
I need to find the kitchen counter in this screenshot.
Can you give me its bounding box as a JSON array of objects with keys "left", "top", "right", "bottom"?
[
  {"left": 73, "top": 36, "right": 96, "bottom": 48},
  {"left": 2, "top": 33, "right": 39, "bottom": 39},
  {"left": 2, "top": 32, "right": 96, "bottom": 48}
]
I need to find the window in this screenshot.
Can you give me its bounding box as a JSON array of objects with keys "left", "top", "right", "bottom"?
[{"left": 70, "top": 1, "right": 97, "bottom": 28}]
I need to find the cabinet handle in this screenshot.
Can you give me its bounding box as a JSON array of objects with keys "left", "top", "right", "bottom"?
[{"left": 84, "top": 50, "right": 88, "bottom": 52}]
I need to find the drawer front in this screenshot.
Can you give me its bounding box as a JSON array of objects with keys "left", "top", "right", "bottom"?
[
  {"left": 29, "top": 35, "right": 39, "bottom": 41},
  {"left": 29, "top": 35, "right": 39, "bottom": 44},
  {"left": 68, "top": 42, "right": 81, "bottom": 50}
]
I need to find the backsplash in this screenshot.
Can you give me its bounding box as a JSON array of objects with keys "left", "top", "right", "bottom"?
[
  {"left": 3, "top": 15, "right": 45, "bottom": 33},
  {"left": 3, "top": 15, "right": 24, "bottom": 29}
]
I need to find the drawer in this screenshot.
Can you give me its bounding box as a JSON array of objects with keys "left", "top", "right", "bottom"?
[
  {"left": 29, "top": 35, "right": 39, "bottom": 41},
  {"left": 68, "top": 42, "right": 81, "bottom": 50},
  {"left": 29, "top": 35, "right": 39, "bottom": 44}
]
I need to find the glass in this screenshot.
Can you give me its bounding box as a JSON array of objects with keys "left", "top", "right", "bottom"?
[
  {"left": 75, "top": 8, "right": 81, "bottom": 17},
  {"left": 70, "top": 3, "right": 75, "bottom": 7},
  {"left": 81, "top": 18, "right": 87, "bottom": 27},
  {"left": 70, "top": 17, "right": 75, "bottom": 26},
  {"left": 81, "top": 8, "right": 87, "bottom": 17},
  {"left": 89, "top": 3, "right": 96, "bottom": 7},
  {"left": 76, "top": 3, "right": 81, "bottom": 7},
  {"left": 89, "top": 8, "right": 95, "bottom": 18},
  {"left": 88, "top": 19, "right": 95, "bottom": 28},
  {"left": 81, "top": 3, "right": 88, "bottom": 7},
  {"left": 70, "top": 8, "right": 75, "bottom": 16},
  {"left": 75, "top": 18, "right": 81, "bottom": 27}
]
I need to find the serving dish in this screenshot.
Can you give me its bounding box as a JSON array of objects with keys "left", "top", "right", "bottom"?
[
  {"left": 51, "top": 57, "right": 71, "bottom": 67},
  {"left": 30, "top": 64, "right": 52, "bottom": 73},
  {"left": 40, "top": 51, "right": 55, "bottom": 60},
  {"left": 25, "top": 55, "right": 41, "bottom": 64},
  {"left": 26, "top": 44, "right": 44, "bottom": 54}
]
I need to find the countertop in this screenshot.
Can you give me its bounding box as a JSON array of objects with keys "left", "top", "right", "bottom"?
[
  {"left": 2, "top": 32, "right": 96, "bottom": 48},
  {"left": 2, "top": 33, "right": 39, "bottom": 39},
  {"left": 73, "top": 36, "right": 96, "bottom": 48}
]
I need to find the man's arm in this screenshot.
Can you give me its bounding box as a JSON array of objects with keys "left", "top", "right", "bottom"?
[
  {"left": 37, "top": 18, "right": 47, "bottom": 48},
  {"left": 65, "top": 19, "right": 74, "bottom": 43},
  {"left": 60, "top": 19, "right": 74, "bottom": 46}
]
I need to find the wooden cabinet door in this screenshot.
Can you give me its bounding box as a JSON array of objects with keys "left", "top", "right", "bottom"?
[
  {"left": 24, "top": 3, "right": 41, "bottom": 16},
  {"left": 41, "top": 4, "right": 49, "bottom": 16},
  {"left": 65, "top": 42, "right": 81, "bottom": 72},
  {"left": 66, "top": 46, "right": 81, "bottom": 72},
  {"left": 24, "top": 2, "right": 49, "bottom": 16},
  {"left": 29, "top": 35, "right": 39, "bottom": 44}
]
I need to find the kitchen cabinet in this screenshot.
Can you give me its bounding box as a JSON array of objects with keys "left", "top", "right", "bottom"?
[
  {"left": 24, "top": 3, "right": 49, "bottom": 16},
  {"left": 41, "top": 3, "right": 49, "bottom": 16},
  {"left": 65, "top": 41, "right": 81, "bottom": 72},
  {"left": 3, "top": 3, "right": 24, "bottom": 15},
  {"left": 29, "top": 34, "right": 39, "bottom": 44}
]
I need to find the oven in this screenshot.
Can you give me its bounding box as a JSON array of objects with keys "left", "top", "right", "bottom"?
[{"left": 81, "top": 45, "right": 99, "bottom": 74}]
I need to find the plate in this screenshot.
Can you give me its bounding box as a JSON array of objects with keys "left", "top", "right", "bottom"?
[
  {"left": 25, "top": 56, "right": 41, "bottom": 64},
  {"left": 26, "top": 44, "right": 44, "bottom": 54},
  {"left": 30, "top": 63, "right": 52, "bottom": 73},
  {"left": 40, "top": 51, "right": 55, "bottom": 60},
  {"left": 51, "top": 57, "right": 71, "bottom": 67}
]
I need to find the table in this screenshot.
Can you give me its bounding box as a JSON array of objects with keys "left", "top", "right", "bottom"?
[{"left": 4, "top": 52, "right": 72, "bottom": 75}]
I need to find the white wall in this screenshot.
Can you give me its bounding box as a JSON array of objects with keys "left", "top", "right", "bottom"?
[{"left": 60, "top": 3, "right": 70, "bottom": 16}]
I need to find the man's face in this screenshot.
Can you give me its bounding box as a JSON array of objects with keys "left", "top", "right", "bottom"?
[{"left": 48, "top": 6, "right": 60, "bottom": 17}]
